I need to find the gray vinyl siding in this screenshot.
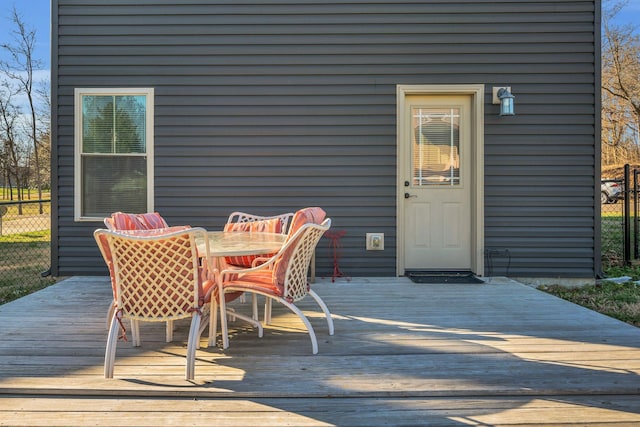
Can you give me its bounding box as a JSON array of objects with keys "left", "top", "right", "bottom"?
[{"left": 52, "top": 0, "right": 599, "bottom": 278}]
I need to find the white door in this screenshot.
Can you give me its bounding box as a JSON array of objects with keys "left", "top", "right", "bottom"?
[{"left": 401, "top": 95, "right": 472, "bottom": 271}]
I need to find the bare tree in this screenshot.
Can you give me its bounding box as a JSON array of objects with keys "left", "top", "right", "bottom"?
[
  {"left": 36, "top": 79, "right": 51, "bottom": 192},
  {"left": 0, "top": 83, "right": 26, "bottom": 210},
  {"left": 602, "top": 0, "right": 640, "bottom": 166},
  {"left": 0, "top": 6, "right": 44, "bottom": 211}
]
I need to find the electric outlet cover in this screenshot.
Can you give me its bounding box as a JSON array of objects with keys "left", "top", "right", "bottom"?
[{"left": 366, "top": 233, "right": 384, "bottom": 250}]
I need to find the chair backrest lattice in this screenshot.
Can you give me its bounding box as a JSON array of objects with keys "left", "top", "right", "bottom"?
[
  {"left": 275, "top": 218, "right": 331, "bottom": 302},
  {"left": 102, "top": 228, "right": 205, "bottom": 321}
]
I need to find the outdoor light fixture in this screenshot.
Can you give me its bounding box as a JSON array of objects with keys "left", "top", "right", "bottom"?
[{"left": 492, "top": 86, "right": 515, "bottom": 116}]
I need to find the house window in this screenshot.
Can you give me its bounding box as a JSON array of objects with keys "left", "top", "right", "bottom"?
[{"left": 74, "top": 88, "right": 154, "bottom": 221}]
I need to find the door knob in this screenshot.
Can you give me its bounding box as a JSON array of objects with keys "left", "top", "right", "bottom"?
[{"left": 404, "top": 192, "right": 416, "bottom": 199}]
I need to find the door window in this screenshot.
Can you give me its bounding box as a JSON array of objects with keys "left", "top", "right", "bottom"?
[{"left": 412, "top": 108, "right": 460, "bottom": 186}]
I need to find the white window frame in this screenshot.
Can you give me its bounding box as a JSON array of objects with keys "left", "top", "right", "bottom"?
[{"left": 74, "top": 88, "right": 155, "bottom": 221}]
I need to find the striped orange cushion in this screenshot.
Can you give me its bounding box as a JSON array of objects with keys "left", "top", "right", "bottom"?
[
  {"left": 287, "top": 207, "right": 326, "bottom": 236},
  {"left": 223, "top": 218, "right": 282, "bottom": 267},
  {"left": 109, "top": 212, "right": 169, "bottom": 231}
]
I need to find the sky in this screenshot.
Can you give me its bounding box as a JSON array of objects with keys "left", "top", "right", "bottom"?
[
  {"left": 610, "top": 0, "right": 640, "bottom": 30},
  {"left": 0, "top": 1, "right": 50, "bottom": 113},
  {"left": 0, "top": 2, "right": 50, "bottom": 67}
]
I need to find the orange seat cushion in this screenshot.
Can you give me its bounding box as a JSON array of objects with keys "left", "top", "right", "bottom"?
[{"left": 222, "top": 270, "right": 283, "bottom": 298}]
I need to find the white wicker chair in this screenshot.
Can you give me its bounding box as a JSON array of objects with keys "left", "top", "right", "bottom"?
[
  {"left": 94, "top": 227, "right": 216, "bottom": 380},
  {"left": 101, "top": 212, "right": 172, "bottom": 335},
  {"left": 101, "top": 212, "right": 261, "bottom": 348},
  {"left": 223, "top": 211, "right": 295, "bottom": 319},
  {"left": 217, "top": 215, "right": 333, "bottom": 354}
]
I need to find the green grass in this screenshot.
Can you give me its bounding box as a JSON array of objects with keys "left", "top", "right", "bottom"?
[
  {"left": 541, "top": 280, "right": 640, "bottom": 327},
  {"left": 601, "top": 214, "right": 624, "bottom": 268},
  {"left": 0, "top": 230, "right": 56, "bottom": 305},
  {"left": 0, "top": 189, "right": 50, "bottom": 201},
  {"left": 0, "top": 280, "right": 54, "bottom": 305},
  {"left": 544, "top": 207, "right": 640, "bottom": 328},
  {"left": 541, "top": 262, "right": 640, "bottom": 328},
  {"left": 0, "top": 200, "right": 51, "bottom": 219}
]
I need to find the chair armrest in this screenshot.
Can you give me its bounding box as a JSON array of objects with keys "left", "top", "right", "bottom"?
[
  {"left": 220, "top": 251, "right": 279, "bottom": 281},
  {"left": 251, "top": 256, "right": 273, "bottom": 268}
]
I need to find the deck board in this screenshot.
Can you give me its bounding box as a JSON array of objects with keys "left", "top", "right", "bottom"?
[
  {"left": 1, "top": 395, "right": 640, "bottom": 426},
  {"left": 1, "top": 276, "right": 640, "bottom": 425}
]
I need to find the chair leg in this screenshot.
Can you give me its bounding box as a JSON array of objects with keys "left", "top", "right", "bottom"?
[
  {"left": 106, "top": 300, "right": 116, "bottom": 330},
  {"left": 131, "top": 319, "right": 141, "bottom": 347},
  {"left": 278, "top": 298, "right": 319, "bottom": 354},
  {"left": 227, "top": 310, "right": 264, "bottom": 338},
  {"left": 219, "top": 289, "right": 230, "bottom": 349},
  {"left": 186, "top": 313, "right": 201, "bottom": 381},
  {"left": 166, "top": 320, "right": 174, "bottom": 343},
  {"left": 104, "top": 316, "right": 120, "bottom": 378},
  {"left": 308, "top": 289, "right": 335, "bottom": 335},
  {"left": 196, "top": 305, "right": 211, "bottom": 350},
  {"left": 252, "top": 294, "right": 259, "bottom": 321},
  {"left": 208, "top": 299, "right": 219, "bottom": 347},
  {"left": 264, "top": 298, "right": 272, "bottom": 325}
]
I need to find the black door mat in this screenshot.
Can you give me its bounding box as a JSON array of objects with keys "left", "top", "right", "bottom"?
[{"left": 405, "top": 271, "right": 484, "bottom": 284}]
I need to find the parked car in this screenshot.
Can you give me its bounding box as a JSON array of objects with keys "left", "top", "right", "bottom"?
[{"left": 601, "top": 180, "right": 623, "bottom": 204}]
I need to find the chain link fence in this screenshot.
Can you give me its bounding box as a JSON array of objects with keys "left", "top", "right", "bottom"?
[
  {"left": 601, "top": 165, "right": 640, "bottom": 270},
  {"left": 601, "top": 182, "right": 624, "bottom": 269},
  {"left": 0, "top": 200, "right": 56, "bottom": 304}
]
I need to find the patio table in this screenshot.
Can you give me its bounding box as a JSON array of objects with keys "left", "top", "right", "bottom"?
[
  {"left": 197, "top": 230, "right": 317, "bottom": 284},
  {"left": 198, "top": 231, "right": 286, "bottom": 259},
  {"left": 194, "top": 231, "right": 287, "bottom": 346}
]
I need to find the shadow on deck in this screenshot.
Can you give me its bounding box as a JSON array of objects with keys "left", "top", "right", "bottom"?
[{"left": 1, "top": 276, "right": 640, "bottom": 425}]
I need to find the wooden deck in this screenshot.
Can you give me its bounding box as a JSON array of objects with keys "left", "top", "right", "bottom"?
[{"left": 1, "top": 276, "right": 640, "bottom": 426}]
